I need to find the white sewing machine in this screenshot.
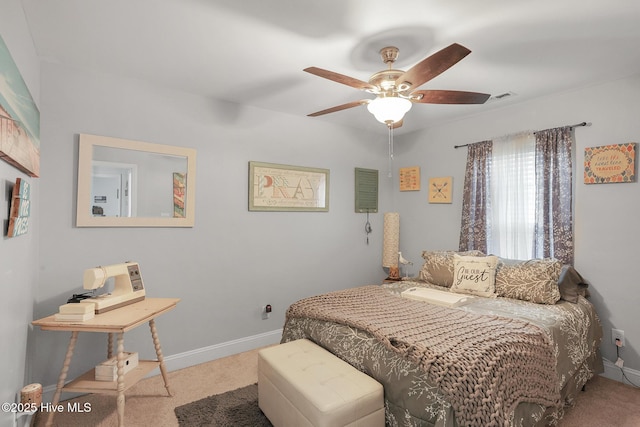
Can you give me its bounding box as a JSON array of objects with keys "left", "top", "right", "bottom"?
[{"left": 81, "top": 262, "right": 146, "bottom": 314}]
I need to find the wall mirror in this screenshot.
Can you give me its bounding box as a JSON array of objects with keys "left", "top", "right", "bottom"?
[{"left": 76, "top": 133, "right": 196, "bottom": 227}]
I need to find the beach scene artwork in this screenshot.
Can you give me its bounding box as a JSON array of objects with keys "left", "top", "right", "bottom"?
[{"left": 0, "top": 35, "right": 40, "bottom": 177}]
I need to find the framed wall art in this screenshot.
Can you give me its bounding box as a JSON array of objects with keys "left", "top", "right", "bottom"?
[
  {"left": 584, "top": 143, "right": 636, "bottom": 184},
  {"left": 0, "top": 35, "right": 40, "bottom": 177},
  {"left": 428, "top": 176, "right": 452, "bottom": 203},
  {"left": 399, "top": 166, "right": 420, "bottom": 191},
  {"left": 249, "top": 161, "right": 329, "bottom": 212}
]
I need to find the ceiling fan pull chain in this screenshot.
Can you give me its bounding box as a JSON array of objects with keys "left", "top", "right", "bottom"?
[{"left": 388, "top": 123, "right": 394, "bottom": 178}]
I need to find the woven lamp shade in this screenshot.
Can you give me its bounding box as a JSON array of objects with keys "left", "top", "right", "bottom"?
[{"left": 382, "top": 212, "right": 399, "bottom": 268}]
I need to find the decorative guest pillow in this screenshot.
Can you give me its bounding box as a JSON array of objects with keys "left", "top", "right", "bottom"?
[
  {"left": 418, "top": 250, "right": 484, "bottom": 287},
  {"left": 495, "top": 258, "right": 562, "bottom": 304},
  {"left": 450, "top": 254, "right": 499, "bottom": 297},
  {"left": 558, "top": 264, "right": 590, "bottom": 303}
]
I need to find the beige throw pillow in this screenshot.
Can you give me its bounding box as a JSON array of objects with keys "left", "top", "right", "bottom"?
[
  {"left": 418, "top": 250, "right": 484, "bottom": 287},
  {"left": 451, "top": 254, "right": 498, "bottom": 297},
  {"left": 495, "top": 258, "right": 562, "bottom": 304}
]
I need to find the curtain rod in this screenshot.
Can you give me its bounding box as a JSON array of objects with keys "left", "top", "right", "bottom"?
[{"left": 453, "top": 121, "right": 589, "bottom": 149}]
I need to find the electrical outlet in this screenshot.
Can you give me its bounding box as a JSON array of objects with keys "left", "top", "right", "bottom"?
[
  {"left": 612, "top": 328, "right": 625, "bottom": 347},
  {"left": 261, "top": 304, "right": 271, "bottom": 320}
]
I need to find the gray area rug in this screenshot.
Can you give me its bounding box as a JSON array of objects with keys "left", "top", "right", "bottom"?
[{"left": 174, "top": 383, "right": 273, "bottom": 427}]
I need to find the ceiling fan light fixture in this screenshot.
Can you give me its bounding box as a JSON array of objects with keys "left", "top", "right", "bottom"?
[
  {"left": 305, "top": 43, "right": 488, "bottom": 126},
  {"left": 367, "top": 96, "right": 412, "bottom": 124}
]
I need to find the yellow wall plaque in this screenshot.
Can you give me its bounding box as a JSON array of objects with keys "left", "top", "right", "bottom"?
[
  {"left": 399, "top": 166, "right": 420, "bottom": 191},
  {"left": 428, "top": 176, "right": 452, "bottom": 203}
]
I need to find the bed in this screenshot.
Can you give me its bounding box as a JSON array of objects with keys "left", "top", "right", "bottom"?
[{"left": 281, "top": 251, "right": 603, "bottom": 427}]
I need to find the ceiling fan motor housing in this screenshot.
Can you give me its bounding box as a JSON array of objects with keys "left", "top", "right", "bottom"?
[{"left": 369, "top": 70, "right": 405, "bottom": 93}]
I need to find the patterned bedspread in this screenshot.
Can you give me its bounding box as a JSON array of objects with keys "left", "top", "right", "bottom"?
[{"left": 281, "top": 281, "right": 603, "bottom": 427}]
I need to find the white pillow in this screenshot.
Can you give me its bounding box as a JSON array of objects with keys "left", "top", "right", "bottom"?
[{"left": 451, "top": 254, "right": 498, "bottom": 297}]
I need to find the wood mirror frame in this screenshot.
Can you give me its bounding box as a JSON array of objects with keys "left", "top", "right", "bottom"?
[{"left": 76, "top": 133, "right": 196, "bottom": 227}]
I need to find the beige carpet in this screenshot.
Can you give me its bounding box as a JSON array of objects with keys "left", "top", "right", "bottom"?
[{"left": 34, "top": 348, "right": 640, "bottom": 427}]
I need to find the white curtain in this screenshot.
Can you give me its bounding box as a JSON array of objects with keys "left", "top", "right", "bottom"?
[{"left": 488, "top": 132, "right": 536, "bottom": 260}]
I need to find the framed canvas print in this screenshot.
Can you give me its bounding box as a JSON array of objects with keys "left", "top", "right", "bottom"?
[
  {"left": 249, "top": 161, "right": 329, "bottom": 212},
  {"left": 0, "top": 35, "right": 40, "bottom": 177}
]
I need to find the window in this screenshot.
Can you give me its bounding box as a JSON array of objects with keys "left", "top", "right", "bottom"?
[
  {"left": 488, "top": 132, "right": 536, "bottom": 259},
  {"left": 459, "top": 126, "right": 574, "bottom": 264}
]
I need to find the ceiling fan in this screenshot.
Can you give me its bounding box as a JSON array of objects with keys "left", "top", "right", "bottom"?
[{"left": 304, "top": 43, "right": 490, "bottom": 128}]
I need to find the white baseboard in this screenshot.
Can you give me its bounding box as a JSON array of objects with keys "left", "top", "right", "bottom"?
[
  {"left": 41, "top": 341, "right": 636, "bottom": 405},
  {"left": 162, "top": 328, "right": 283, "bottom": 371},
  {"left": 601, "top": 357, "right": 640, "bottom": 386},
  {"left": 41, "top": 328, "right": 283, "bottom": 404}
]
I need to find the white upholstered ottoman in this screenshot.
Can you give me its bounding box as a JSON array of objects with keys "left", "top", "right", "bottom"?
[{"left": 258, "top": 339, "right": 384, "bottom": 427}]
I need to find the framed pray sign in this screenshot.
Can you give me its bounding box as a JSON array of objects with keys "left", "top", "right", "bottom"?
[{"left": 249, "top": 161, "right": 329, "bottom": 212}]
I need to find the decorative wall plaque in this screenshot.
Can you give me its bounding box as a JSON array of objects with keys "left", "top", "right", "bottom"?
[
  {"left": 399, "top": 166, "right": 420, "bottom": 191},
  {"left": 354, "top": 167, "right": 378, "bottom": 213},
  {"left": 249, "top": 161, "right": 329, "bottom": 212},
  {"left": 7, "top": 178, "right": 30, "bottom": 237},
  {"left": 428, "top": 177, "right": 452, "bottom": 203},
  {"left": 584, "top": 143, "right": 636, "bottom": 184}
]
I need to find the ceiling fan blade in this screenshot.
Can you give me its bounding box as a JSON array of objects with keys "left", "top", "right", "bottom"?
[
  {"left": 395, "top": 43, "right": 471, "bottom": 91},
  {"left": 307, "top": 100, "right": 369, "bottom": 117},
  {"left": 304, "top": 67, "right": 377, "bottom": 92},
  {"left": 412, "top": 90, "right": 491, "bottom": 104}
]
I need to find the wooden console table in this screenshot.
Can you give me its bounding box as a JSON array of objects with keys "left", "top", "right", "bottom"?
[{"left": 32, "top": 297, "right": 180, "bottom": 427}]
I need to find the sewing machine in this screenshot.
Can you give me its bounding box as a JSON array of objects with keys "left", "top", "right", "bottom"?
[{"left": 81, "top": 262, "right": 146, "bottom": 314}]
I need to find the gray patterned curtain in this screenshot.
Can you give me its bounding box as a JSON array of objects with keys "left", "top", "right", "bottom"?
[
  {"left": 534, "top": 126, "right": 574, "bottom": 264},
  {"left": 458, "top": 140, "right": 492, "bottom": 253}
]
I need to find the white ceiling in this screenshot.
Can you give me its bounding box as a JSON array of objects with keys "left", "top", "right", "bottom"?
[{"left": 21, "top": 0, "right": 640, "bottom": 135}]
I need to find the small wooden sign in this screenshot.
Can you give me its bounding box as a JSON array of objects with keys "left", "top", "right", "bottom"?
[
  {"left": 584, "top": 143, "right": 636, "bottom": 184},
  {"left": 399, "top": 166, "right": 420, "bottom": 191},
  {"left": 173, "top": 172, "right": 186, "bottom": 218},
  {"left": 428, "top": 176, "right": 452, "bottom": 203},
  {"left": 7, "top": 177, "right": 31, "bottom": 237}
]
